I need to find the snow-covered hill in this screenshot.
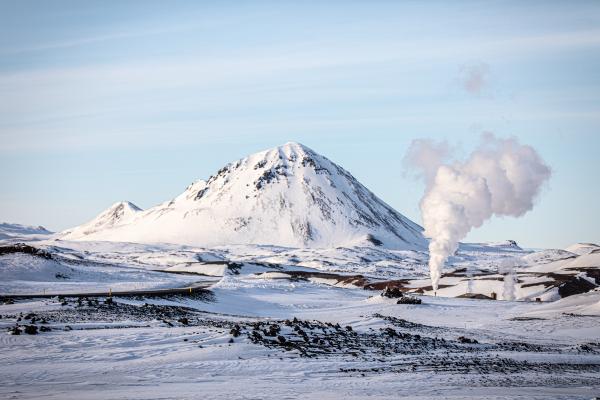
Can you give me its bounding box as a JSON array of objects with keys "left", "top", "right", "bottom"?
[
  {"left": 62, "top": 142, "right": 426, "bottom": 249},
  {"left": 0, "top": 223, "right": 52, "bottom": 241},
  {"left": 62, "top": 201, "right": 142, "bottom": 238},
  {"left": 565, "top": 242, "right": 600, "bottom": 256}
]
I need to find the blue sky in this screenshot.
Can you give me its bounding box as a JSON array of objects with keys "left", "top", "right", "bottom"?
[{"left": 1, "top": 1, "right": 599, "bottom": 248}]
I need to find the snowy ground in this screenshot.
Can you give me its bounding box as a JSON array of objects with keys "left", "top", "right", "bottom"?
[
  {"left": 1, "top": 281, "right": 599, "bottom": 399},
  {"left": 2, "top": 236, "right": 595, "bottom": 302},
  {"left": 1, "top": 229, "right": 599, "bottom": 399}
]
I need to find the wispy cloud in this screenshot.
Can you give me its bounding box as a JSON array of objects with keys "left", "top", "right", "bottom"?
[
  {"left": 0, "top": 26, "right": 191, "bottom": 56},
  {"left": 1, "top": 26, "right": 600, "bottom": 152},
  {"left": 459, "top": 62, "right": 490, "bottom": 96}
]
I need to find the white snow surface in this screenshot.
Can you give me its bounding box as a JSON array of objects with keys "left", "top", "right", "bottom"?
[
  {"left": 61, "top": 142, "right": 426, "bottom": 249},
  {"left": 0, "top": 251, "right": 211, "bottom": 295},
  {"left": 1, "top": 234, "right": 599, "bottom": 398},
  {"left": 565, "top": 242, "right": 600, "bottom": 255},
  {"left": 1, "top": 276, "right": 599, "bottom": 399},
  {"left": 523, "top": 250, "right": 600, "bottom": 273}
]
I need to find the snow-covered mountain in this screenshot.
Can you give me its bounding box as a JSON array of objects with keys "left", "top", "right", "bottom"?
[
  {"left": 0, "top": 223, "right": 52, "bottom": 240},
  {"left": 62, "top": 201, "right": 142, "bottom": 238},
  {"left": 62, "top": 142, "right": 426, "bottom": 249}
]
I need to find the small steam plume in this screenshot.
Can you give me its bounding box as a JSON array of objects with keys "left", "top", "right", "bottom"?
[
  {"left": 405, "top": 134, "right": 551, "bottom": 291},
  {"left": 466, "top": 273, "right": 474, "bottom": 294},
  {"left": 499, "top": 257, "right": 519, "bottom": 301}
]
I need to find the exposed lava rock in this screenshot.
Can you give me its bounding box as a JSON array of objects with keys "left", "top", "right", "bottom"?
[
  {"left": 558, "top": 276, "right": 597, "bottom": 298},
  {"left": 226, "top": 262, "right": 243, "bottom": 275},
  {"left": 194, "top": 187, "right": 208, "bottom": 200},
  {"left": 458, "top": 336, "right": 479, "bottom": 344},
  {"left": 9, "top": 326, "right": 22, "bottom": 335},
  {"left": 230, "top": 325, "right": 241, "bottom": 337},
  {"left": 24, "top": 325, "right": 38, "bottom": 335},
  {"left": 0, "top": 243, "right": 52, "bottom": 259},
  {"left": 264, "top": 324, "right": 281, "bottom": 337},
  {"left": 255, "top": 169, "right": 278, "bottom": 190},
  {"left": 381, "top": 287, "right": 404, "bottom": 299},
  {"left": 366, "top": 234, "right": 383, "bottom": 246},
  {"left": 396, "top": 296, "right": 422, "bottom": 305},
  {"left": 582, "top": 269, "right": 600, "bottom": 285},
  {"left": 363, "top": 279, "right": 410, "bottom": 291}
]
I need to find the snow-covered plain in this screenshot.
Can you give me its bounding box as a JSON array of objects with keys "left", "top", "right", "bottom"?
[
  {"left": 1, "top": 279, "right": 599, "bottom": 399},
  {"left": 1, "top": 225, "right": 599, "bottom": 399}
]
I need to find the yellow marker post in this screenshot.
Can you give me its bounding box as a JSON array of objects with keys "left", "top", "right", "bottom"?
[{"left": 189, "top": 287, "right": 192, "bottom": 294}]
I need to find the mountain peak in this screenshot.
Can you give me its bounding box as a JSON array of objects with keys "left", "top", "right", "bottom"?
[
  {"left": 280, "top": 141, "right": 309, "bottom": 150},
  {"left": 249, "top": 141, "right": 315, "bottom": 167},
  {"left": 110, "top": 201, "right": 142, "bottom": 212}
]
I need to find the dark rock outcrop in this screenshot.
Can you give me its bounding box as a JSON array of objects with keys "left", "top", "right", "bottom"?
[
  {"left": 381, "top": 287, "right": 404, "bottom": 299},
  {"left": 0, "top": 243, "right": 52, "bottom": 259},
  {"left": 558, "top": 276, "right": 597, "bottom": 298}
]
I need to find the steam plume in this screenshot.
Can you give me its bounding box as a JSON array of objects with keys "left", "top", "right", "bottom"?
[
  {"left": 406, "top": 134, "right": 551, "bottom": 291},
  {"left": 499, "top": 257, "right": 519, "bottom": 301}
]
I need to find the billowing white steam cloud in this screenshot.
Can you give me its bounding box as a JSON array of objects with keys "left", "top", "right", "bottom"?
[{"left": 406, "top": 133, "right": 551, "bottom": 291}]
